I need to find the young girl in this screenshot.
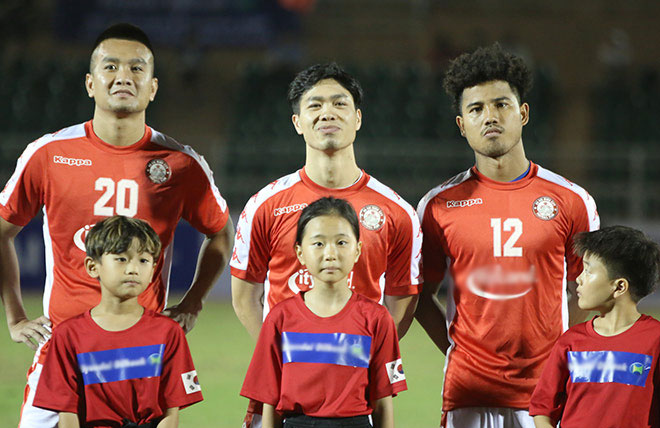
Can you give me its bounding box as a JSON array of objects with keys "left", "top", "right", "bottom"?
[{"left": 240, "top": 197, "right": 406, "bottom": 428}]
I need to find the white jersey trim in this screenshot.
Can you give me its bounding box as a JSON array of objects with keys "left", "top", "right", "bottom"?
[
  {"left": 42, "top": 208, "right": 55, "bottom": 319},
  {"left": 231, "top": 171, "right": 302, "bottom": 272},
  {"left": 417, "top": 169, "right": 473, "bottom": 224},
  {"left": 365, "top": 176, "right": 422, "bottom": 286},
  {"left": 150, "top": 129, "right": 228, "bottom": 213},
  {"left": 0, "top": 124, "right": 86, "bottom": 206},
  {"left": 536, "top": 165, "right": 600, "bottom": 231}
]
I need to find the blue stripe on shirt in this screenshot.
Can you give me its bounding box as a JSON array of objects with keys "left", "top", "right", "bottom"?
[
  {"left": 568, "top": 350, "right": 652, "bottom": 386},
  {"left": 77, "top": 344, "right": 165, "bottom": 385},
  {"left": 282, "top": 332, "right": 371, "bottom": 368}
]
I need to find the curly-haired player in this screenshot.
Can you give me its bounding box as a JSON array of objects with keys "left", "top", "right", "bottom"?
[{"left": 416, "top": 43, "right": 600, "bottom": 427}]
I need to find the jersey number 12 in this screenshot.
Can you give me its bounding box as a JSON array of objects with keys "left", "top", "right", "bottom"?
[{"left": 490, "top": 218, "right": 522, "bottom": 257}]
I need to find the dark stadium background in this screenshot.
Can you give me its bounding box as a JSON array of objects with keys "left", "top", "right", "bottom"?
[{"left": 3, "top": 1, "right": 660, "bottom": 426}]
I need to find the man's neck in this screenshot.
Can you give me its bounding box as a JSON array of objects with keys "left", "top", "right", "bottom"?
[
  {"left": 593, "top": 301, "right": 641, "bottom": 336},
  {"left": 92, "top": 109, "right": 146, "bottom": 147},
  {"left": 304, "top": 146, "right": 361, "bottom": 189},
  {"left": 474, "top": 141, "right": 530, "bottom": 182}
]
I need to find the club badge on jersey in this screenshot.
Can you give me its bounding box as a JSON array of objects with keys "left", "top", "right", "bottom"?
[
  {"left": 145, "top": 159, "right": 171, "bottom": 184},
  {"left": 532, "top": 196, "right": 558, "bottom": 221},
  {"left": 359, "top": 204, "right": 385, "bottom": 231}
]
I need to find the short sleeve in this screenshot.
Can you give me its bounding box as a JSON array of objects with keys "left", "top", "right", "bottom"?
[
  {"left": 33, "top": 328, "right": 82, "bottom": 414},
  {"left": 181, "top": 153, "right": 229, "bottom": 235},
  {"left": 529, "top": 339, "right": 570, "bottom": 422},
  {"left": 159, "top": 322, "right": 203, "bottom": 409},
  {"left": 368, "top": 309, "right": 407, "bottom": 401},
  {"left": 417, "top": 199, "right": 448, "bottom": 285},
  {"left": 383, "top": 203, "right": 422, "bottom": 296},
  {"left": 230, "top": 195, "right": 272, "bottom": 284},
  {"left": 240, "top": 314, "right": 283, "bottom": 405},
  {"left": 565, "top": 191, "right": 599, "bottom": 281},
  {"left": 0, "top": 140, "right": 47, "bottom": 226}
]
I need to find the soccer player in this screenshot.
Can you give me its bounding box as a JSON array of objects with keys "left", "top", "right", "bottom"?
[
  {"left": 231, "top": 62, "right": 421, "bottom": 427},
  {"left": 241, "top": 197, "right": 406, "bottom": 428},
  {"left": 530, "top": 226, "right": 660, "bottom": 428},
  {"left": 0, "top": 24, "right": 233, "bottom": 428},
  {"left": 416, "top": 43, "right": 600, "bottom": 428},
  {"left": 33, "top": 216, "right": 203, "bottom": 427}
]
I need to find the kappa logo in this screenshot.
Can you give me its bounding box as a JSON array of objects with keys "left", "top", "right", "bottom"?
[
  {"left": 273, "top": 203, "right": 308, "bottom": 217},
  {"left": 446, "top": 198, "right": 483, "bottom": 208},
  {"left": 53, "top": 155, "right": 92, "bottom": 167}
]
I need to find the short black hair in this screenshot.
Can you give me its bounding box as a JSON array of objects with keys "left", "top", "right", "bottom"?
[
  {"left": 86, "top": 216, "right": 161, "bottom": 261},
  {"left": 443, "top": 43, "right": 533, "bottom": 113},
  {"left": 90, "top": 23, "right": 154, "bottom": 72},
  {"left": 287, "top": 63, "right": 363, "bottom": 114},
  {"left": 574, "top": 226, "right": 660, "bottom": 302},
  {"left": 295, "top": 197, "right": 360, "bottom": 245}
]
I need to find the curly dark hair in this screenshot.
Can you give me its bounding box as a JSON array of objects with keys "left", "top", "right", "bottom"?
[{"left": 443, "top": 43, "right": 533, "bottom": 113}]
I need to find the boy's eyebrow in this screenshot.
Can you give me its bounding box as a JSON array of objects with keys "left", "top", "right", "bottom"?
[
  {"left": 305, "top": 94, "right": 349, "bottom": 103},
  {"left": 308, "top": 233, "right": 351, "bottom": 239}
]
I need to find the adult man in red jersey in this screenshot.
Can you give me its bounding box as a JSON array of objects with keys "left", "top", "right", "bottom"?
[
  {"left": 0, "top": 23, "right": 233, "bottom": 427},
  {"left": 231, "top": 63, "right": 422, "bottom": 427},
  {"left": 416, "top": 43, "right": 599, "bottom": 428}
]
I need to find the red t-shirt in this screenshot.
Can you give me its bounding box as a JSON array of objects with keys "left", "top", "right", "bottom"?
[
  {"left": 530, "top": 315, "right": 660, "bottom": 428},
  {"left": 33, "top": 309, "right": 203, "bottom": 426},
  {"left": 230, "top": 168, "right": 422, "bottom": 315},
  {"left": 241, "top": 292, "right": 407, "bottom": 417},
  {"left": 418, "top": 162, "right": 599, "bottom": 411},
  {"left": 0, "top": 121, "right": 229, "bottom": 328}
]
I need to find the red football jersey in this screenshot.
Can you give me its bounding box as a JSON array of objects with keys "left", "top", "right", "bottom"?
[
  {"left": 418, "top": 162, "right": 599, "bottom": 411},
  {"left": 230, "top": 168, "right": 422, "bottom": 315},
  {"left": 33, "top": 309, "right": 203, "bottom": 426},
  {"left": 530, "top": 315, "right": 660, "bottom": 428},
  {"left": 241, "top": 292, "right": 407, "bottom": 417},
  {"left": 0, "top": 121, "right": 229, "bottom": 327}
]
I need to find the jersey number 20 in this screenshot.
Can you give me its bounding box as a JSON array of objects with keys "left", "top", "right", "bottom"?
[{"left": 93, "top": 177, "right": 139, "bottom": 217}]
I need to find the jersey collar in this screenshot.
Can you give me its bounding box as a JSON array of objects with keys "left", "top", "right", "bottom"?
[
  {"left": 299, "top": 167, "right": 369, "bottom": 195},
  {"left": 471, "top": 161, "right": 538, "bottom": 190},
  {"left": 85, "top": 120, "right": 153, "bottom": 154}
]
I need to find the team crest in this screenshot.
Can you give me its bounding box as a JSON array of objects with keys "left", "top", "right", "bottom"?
[
  {"left": 359, "top": 205, "right": 385, "bottom": 231},
  {"left": 532, "top": 196, "right": 558, "bottom": 220},
  {"left": 146, "top": 159, "right": 171, "bottom": 184}
]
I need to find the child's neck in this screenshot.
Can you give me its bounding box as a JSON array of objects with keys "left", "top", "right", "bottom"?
[
  {"left": 91, "top": 297, "right": 144, "bottom": 332},
  {"left": 304, "top": 281, "right": 352, "bottom": 318},
  {"left": 593, "top": 301, "right": 642, "bottom": 337}
]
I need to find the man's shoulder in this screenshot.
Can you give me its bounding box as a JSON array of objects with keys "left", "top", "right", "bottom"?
[
  {"left": 362, "top": 174, "right": 417, "bottom": 214},
  {"left": 240, "top": 171, "right": 305, "bottom": 214},
  {"left": 417, "top": 168, "right": 475, "bottom": 215}
]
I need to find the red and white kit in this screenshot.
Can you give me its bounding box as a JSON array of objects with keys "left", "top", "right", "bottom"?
[
  {"left": 418, "top": 162, "right": 599, "bottom": 413},
  {"left": 34, "top": 309, "right": 203, "bottom": 426},
  {"left": 530, "top": 315, "right": 660, "bottom": 428},
  {"left": 231, "top": 167, "right": 422, "bottom": 315},
  {"left": 241, "top": 292, "right": 407, "bottom": 417},
  {"left": 0, "top": 121, "right": 229, "bottom": 330}
]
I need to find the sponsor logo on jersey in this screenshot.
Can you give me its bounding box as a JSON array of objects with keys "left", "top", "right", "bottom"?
[
  {"left": 466, "top": 264, "right": 535, "bottom": 300},
  {"left": 568, "top": 350, "right": 652, "bottom": 386},
  {"left": 181, "top": 370, "right": 202, "bottom": 394},
  {"left": 359, "top": 204, "right": 385, "bottom": 231},
  {"left": 146, "top": 159, "right": 171, "bottom": 184},
  {"left": 282, "top": 331, "right": 372, "bottom": 368},
  {"left": 273, "top": 203, "right": 308, "bottom": 217},
  {"left": 73, "top": 223, "right": 96, "bottom": 252},
  {"left": 77, "top": 344, "right": 165, "bottom": 385},
  {"left": 288, "top": 270, "right": 354, "bottom": 293},
  {"left": 53, "top": 155, "right": 92, "bottom": 167},
  {"left": 446, "top": 198, "right": 483, "bottom": 208},
  {"left": 532, "top": 196, "right": 558, "bottom": 220},
  {"left": 386, "top": 358, "right": 406, "bottom": 384}
]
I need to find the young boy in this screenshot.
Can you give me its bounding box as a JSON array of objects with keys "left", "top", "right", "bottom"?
[
  {"left": 530, "top": 225, "right": 660, "bottom": 428},
  {"left": 32, "top": 216, "right": 203, "bottom": 428}
]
